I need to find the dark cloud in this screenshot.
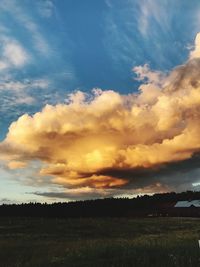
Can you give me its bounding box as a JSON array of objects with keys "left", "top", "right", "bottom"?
[{"left": 34, "top": 189, "right": 115, "bottom": 201}]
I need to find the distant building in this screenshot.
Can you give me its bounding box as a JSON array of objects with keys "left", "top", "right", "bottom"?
[{"left": 175, "top": 200, "right": 200, "bottom": 208}]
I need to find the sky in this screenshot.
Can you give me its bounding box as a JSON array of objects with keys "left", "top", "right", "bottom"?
[{"left": 1, "top": 0, "right": 200, "bottom": 203}]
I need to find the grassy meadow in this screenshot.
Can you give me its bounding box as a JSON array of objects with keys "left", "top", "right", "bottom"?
[{"left": 0, "top": 217, "right": 199, "bottom": 267}]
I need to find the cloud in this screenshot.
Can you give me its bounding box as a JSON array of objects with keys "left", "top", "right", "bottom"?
[
  {"left": 133, "top": 63, "right": 165, "bottom": 84},
  {"left": 190, "top": 32, "right": 200, "bottom": 59},
  {"left": 0, "top": 198, "right": 11, "bottom": 204},
  {"left": 0, "top": 61, "right": 8, "bottom": 71},
  {"left": 3, "top": 41, "right": 29, "bottom": 67},
  {"left": 7, "top": 160, "right": 27, "bottom": 169},
  {"left": 0, "top": 38, "right": 30, "bottom": 70},
  {"left": 0, "top": 0, "right": 50, "bottom": 55},
  {"left": 0, "top": 78, "right": 50, "bottom": 107},
  {"left": 0, "top": 79, "right": 49, "bottom": 92},
  {"left": 24, "top": 20, "right": 50, "bottom": 55},
  {"left": 1, "top": 33, "right": 200, "bottom": 198},
  {"left": 34, "top": 187, "right": 115, "bottom": 201},
  {"left": 36, "top": 0, "right": 54, "bottom": 18},
  {"left": 33, "top": 182, "right": 170, "bottom": 201},
  {"left": 137, "top": 0, "right": 169, "bottom": 37}
]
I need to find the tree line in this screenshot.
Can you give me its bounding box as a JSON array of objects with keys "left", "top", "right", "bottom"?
[{"left": 0, "top": 190, "right": 200, "bottom": 218}]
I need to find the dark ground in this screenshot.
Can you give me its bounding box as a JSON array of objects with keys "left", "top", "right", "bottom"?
[{"left": 0, "top": 217, "right": 200, "bottom": 267}]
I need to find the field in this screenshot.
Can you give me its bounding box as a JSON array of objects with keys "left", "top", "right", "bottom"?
[{"left": 0, "top": 217, "right": 200, "bottom": 267}]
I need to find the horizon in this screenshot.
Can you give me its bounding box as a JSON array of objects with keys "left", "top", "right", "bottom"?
[
  {"left": 1, "top": 189, "right": 200, "bottom": 206},
  {"left": 1, "top": 0, "right": 200, "bottom": 203}
]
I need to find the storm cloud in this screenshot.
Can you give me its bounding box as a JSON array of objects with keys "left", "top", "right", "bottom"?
[{"left": 1, "top": 33, "right": 200, "bottom": 198}]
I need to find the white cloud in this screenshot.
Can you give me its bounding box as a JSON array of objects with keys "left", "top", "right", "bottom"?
[
  {"left": 24, "top": 20, "right": 50, "bottom": 55},
  {"left": 15, "top": 95, "right": 35, "bottom": 105},
  {"left": 0, "top": 36, "right": 30, "bottom": 71},
  {"left": 0, "top": 78, "right": 50, "bottom": 108},
  {"left": 137, "top": 0, "right": 169, "bottom": 37},
  {"left": 0, "top": 60, "right": 8, "bottom": 71},
  {"left": 133, "top": 64, "right": 165, "bottom": 84},
  {"left": 3, "top": 41, "right": 29, "bottom": 67},
  {"left": 0, "top": 79, "right": 49, "bottom": 92},
  {"left": 189, "top": 33, "right": 200, "bottom": 59},
  {"left": 0, "top": 0, "right": 50, "bottom": 55}
]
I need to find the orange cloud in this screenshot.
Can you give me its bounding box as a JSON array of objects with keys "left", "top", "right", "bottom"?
[
  {"left": 1, "top": 33, "right": 200, "bottom": 196},
  {"left": 7, "top": 160, "right": 27, "bottom": 169}
]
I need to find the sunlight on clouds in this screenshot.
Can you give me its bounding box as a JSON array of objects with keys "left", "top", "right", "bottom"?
[
  {"left": 7, "top": 160, "right": 27, "bottom": 170},
  {"left": 1, "top": 33, "right": 200, "bottom": 197},
  {"left": 190, "top": 32, "right": 200, "bottom": 59}
]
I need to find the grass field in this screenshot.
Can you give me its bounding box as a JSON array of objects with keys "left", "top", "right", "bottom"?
[{"left": 0, "top": 217, "right": 199, "bottom": 267}]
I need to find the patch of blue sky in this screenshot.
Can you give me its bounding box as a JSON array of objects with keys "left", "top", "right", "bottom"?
[
  {"left": 104, "top": 0, "right": 200, "bottom": 74},
  {"left": 1, "top": 0, "right": 200, "bottom": 135}
]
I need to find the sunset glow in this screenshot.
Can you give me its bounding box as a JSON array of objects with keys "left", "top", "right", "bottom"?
[{"left": 1, "top": 0, "right": 200, "bottom": 202}]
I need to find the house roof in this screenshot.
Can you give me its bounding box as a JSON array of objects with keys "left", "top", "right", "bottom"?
[{"left": 175, "top": 200, "right": 200, "bottom": 208}]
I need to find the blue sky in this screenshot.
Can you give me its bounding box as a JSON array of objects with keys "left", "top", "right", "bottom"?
[{"left": 1, "top": 0, "right": 200, "bottom": 203}]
